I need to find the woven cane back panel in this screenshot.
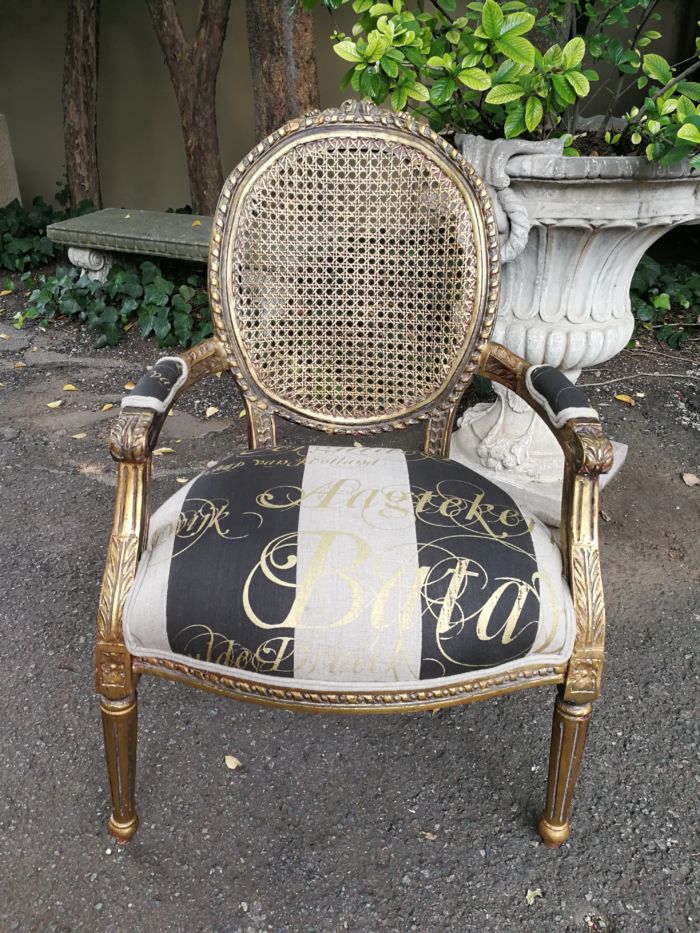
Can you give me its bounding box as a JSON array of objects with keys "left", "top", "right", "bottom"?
[{"left": 222, "top": 130, "right": 484, "bottom": 426}]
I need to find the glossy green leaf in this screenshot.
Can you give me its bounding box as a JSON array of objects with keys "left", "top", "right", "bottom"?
[
  {"left": 677, "top": 122, "right": 700, "bottom": 145},
  {"left": 334, "top": 40, "right": 362, "bottom": 62},
  {"left": 494, "top": 34, "right": 535, "bottom": 67},
  {"left": 481, "top": 0, "right": 504, "bottom": 40},
  {"left": 391, "top": 85, "right": 408, "bottom": 110},
  {"left": 551, "top": 73, "right": 576, "bottom": 106},
  {"left": 643, "top": 53, "right": 672, "bottom": 85},
  {"left": 485, "top": 82, "right": 525, "bottom": 105},
  {"left": 561, "top": 36, "right": 585, "bottom": 70},
  {"left": 525, "top": 96, "right": 543, "bottom": 132},
  {"left": 500, "top": 12, "right": 534, "bottom": 37},
  {"left": 457, "top": 67, "right": 491, "bottom": 91},
  {"left": 504, "top": 104, "right": 526, "bottom": 138},
  {"left": 406, "top": 81, "right": 430, "bottom": 101},
  {"left": 565, "top": 70, "right": 590, "bottom": 97},
  {"left": 380, "top": 55, "right": 399, "bottom": 77},
  {"left": 430, "top": 76, "right": 457, "bottom": 105}
]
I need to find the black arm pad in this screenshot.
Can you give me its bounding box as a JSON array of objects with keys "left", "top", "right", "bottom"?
[
  {"left": 525, "top": 365, "right": 598, "bottom": 429},
  {"left": 121, "top": 356, "right": 188, "bottom": 413}
]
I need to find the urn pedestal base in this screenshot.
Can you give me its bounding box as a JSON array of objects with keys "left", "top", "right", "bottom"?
[{"left": 452, "top": 401, "right": 627, "bottom": 527}]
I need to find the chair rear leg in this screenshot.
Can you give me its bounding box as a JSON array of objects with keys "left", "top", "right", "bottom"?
[
  {"left": 101, "top": 693, "right": 139, "bottom": 843},
  {"left": 538, "top": 691, "right": 592, "bottom": 848}
]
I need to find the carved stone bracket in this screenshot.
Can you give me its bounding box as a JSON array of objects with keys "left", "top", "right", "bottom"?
[
  {"left": 455, "top": 133, "right": 564, "bottom": 263},
  {"left": 67, "top": 246, "right": 114, "bottom": 283}
]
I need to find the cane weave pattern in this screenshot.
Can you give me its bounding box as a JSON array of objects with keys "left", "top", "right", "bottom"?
[{"left": 228, "top": 135, "right": 479, "bottom": 421}]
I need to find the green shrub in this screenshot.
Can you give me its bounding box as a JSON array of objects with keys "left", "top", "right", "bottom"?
[
  {"left": 15, "top": 260, "right": 212, "bottom": 349},
  {"left": 306, "top": 0, "right": 700, "bottom": 166},
  {"left": 0, "top": 195, "right": 93, "bottom": 272},
  {"left": 630, "top": 255, "right": 700, "bottom": 348}
]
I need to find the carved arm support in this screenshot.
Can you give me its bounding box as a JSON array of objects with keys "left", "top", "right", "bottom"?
[
  {"left": 110, "top": 337, "right": 229, "bottom": 463},
  {"left": 96, "top": 339, "right": 228, "bottom": 698},
  {"left": 478, "top": 342, "right": 614, "bottom": 702}
]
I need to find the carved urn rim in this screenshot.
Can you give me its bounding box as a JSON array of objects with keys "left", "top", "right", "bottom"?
[{"left": 455, "top": 132, "right": 698, "bottom": 182}]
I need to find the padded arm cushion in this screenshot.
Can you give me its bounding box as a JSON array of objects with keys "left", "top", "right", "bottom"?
[
  {"left": 525, "top": 365, "right": 598, "bottom": 429},
  {"left": 121, "top": 356, "right": 189, "bottom": 414}
]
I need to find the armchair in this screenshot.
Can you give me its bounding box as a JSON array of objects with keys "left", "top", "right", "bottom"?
[{"left": 96, "top": 101, "right": 613, "bottom": 848}]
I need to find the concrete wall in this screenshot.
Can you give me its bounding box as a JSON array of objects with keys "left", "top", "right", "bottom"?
[{"left": 0, "top": 0, "right": 691, "bottom": 209}]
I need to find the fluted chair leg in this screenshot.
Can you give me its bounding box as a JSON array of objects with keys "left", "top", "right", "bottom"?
[
  {"left": 101, "top": 693, "right": 139, "bottom": 843},
  {"left": 538, "top": 691, "right": 592, "bottom": 848}
]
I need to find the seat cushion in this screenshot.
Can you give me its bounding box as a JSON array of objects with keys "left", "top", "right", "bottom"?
[{"left": 124, "top": 446, "right": 574, "bottom": 690}]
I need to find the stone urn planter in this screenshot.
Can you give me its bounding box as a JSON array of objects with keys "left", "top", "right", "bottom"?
[{"left": 451, "top": 134, "right": 700, "bottom": 525}]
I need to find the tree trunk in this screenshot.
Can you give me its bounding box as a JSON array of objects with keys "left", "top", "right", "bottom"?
[
  {"left": 146, "top": 0, "right": 231, "bottom": 215},
  {"left": 63, "top": 0, "right": 102, "bottom": 209},
  {"left": 529, "top": 0, "right": 574, "bottom": 53},
  {"left": 245, "top": 0, "right": 321, "bottom": 141}
]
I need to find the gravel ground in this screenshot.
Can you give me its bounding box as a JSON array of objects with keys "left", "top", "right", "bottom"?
[{"left": 0, "top": 310, "right": 698, "bottom": 933}]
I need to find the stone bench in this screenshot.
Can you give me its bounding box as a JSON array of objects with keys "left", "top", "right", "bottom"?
[{"left": 46, "top": 208, "right": 212, "bottom": 281}]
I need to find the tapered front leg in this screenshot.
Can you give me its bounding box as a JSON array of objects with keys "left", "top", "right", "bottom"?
[
  {"left": 538, "top": 691, "right": 592, "bottom": 848},
  {"left": 101, "top": 694, "right": 139, "bottom": 843}
]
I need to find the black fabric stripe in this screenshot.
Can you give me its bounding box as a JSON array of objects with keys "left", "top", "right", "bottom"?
[
  {"left": 130, "top": 358, "right": 183, "bottom": 404},
  {"left": 405, "top": 452, "right": 540, "bottom": 678},
  {"left": 530, "top": 365, "right": 591, "bottom": 416},
  {"left": 165, "top": 447, "right": 308, "bottom": 676}
]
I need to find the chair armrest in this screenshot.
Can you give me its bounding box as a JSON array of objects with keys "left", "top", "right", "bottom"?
[
  {"left": 96, "top": 338, "right": 229, "bottom": 672},
  {"left": 478, "top": 341, "right": 611, "bottom": 702},
  {"left": 478, "top": 341, "right": 613, "bottom": 476},
  {"left": 110, "top": 337, "right": 228, "bottom": 463}
]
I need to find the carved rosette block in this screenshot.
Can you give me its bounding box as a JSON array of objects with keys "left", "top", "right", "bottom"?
[
  {"left": 539, "top": 695, "right": 592, "bottom": 848},
  {"left": 452, "top": 135, "right": 700, "bottom": 522}
]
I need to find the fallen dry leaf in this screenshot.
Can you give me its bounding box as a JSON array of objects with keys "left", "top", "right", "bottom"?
[
  {"left": 78, "top": 463, "right": 103, "bottom": 476},
  {"left": 63, "top": 383, "right": 78, "bottom": 391},
  {"left": 47, "top": 400, "right": 63, "bottom": 409},
  {"left": 100, "top": 402, "right": 114, "bottom": 412},
  {"left": 526, "top": 888, "right": 543, "bottom": 906},
  {"left": 124, "top": 380, "right": 136, "bottom": 390},
  {"left": 14, "top": 361, "right": 26, "bottom": 369},
  {"left": 168, "top": 409, "right": 175, "bottom": 417},
  {"left": 214, "top": 371, "right": 222, "bottom": 379},
  {"left": 682, "top": 472, "right": 700, "bottom": 487},
  {"left": 192, "top": 219, "right": 202, "bottom": 227},
  {"left": 72, "top": 432, "right": 87, "bottom": 440},
  {"left": 614, "top": 393, "right": 636, "bottom": 406},
  {"left": 0, "top": 290, "right": 12, "bottom": 298},
  {"left": 205, "top": 406, "right": 219, "bottom": 418},
  {"left": 153, "top": 447, "right": 176, "bottom": 456},
  {"left": 238, "top": 409, "right": 247, "bottom": 418},
  {"left": 176, "top": 477, "right": 188, "bottom": 484},
  {"left": 419, "top": 831, "right": 438, "bottom": 841},
  {"left": 224, "top": 755, "right": 242, "bottom": 770},
  {"left": 0, "top": 333, "right": 10, "bottom": 340},
  {"left": 353, "top": 441, "right": 363, "bottom": 447}
]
